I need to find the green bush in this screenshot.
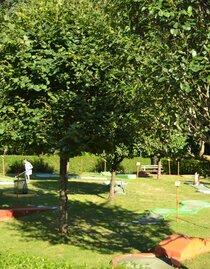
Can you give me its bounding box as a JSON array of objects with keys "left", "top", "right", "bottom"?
[
  {"left": 162, "top": 158, "right": 210, "bottom": 177},
  {"left": 0, "top": 154, "right": 151, "bottom": 176},
  {"left": 2, "top": 154, "right": 210, "bottom": 177},
  {"left": 121, "top": 157, "right": 150, "bottom": 174},
  {"left": 0, "top": 251, "right": 111, "bottom": 269},
  {"left": 69, "top": 154, "right": 100, "bottom": 174},
  {"left": 2, "top": 155, "right": 55, "bottom": 175}
]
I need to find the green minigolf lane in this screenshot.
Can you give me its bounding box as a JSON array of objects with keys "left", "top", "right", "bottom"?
[
  {"left": 151, "top": 208, "right": 176, "bottom": 217},
  {"left": 133, "top": 200, "right": 210, "bottom": 224},
  {"left": 179, "top": 200, "right": 210, "bottom": 214},
  {"left": 153, "top": 200, "right": 210, "bottom": 217},
  {"left": 151, "top": 200, "right": 210, "bottom": 218}
]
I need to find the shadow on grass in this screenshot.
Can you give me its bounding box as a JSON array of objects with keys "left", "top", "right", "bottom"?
[
  {"left": 68, "top": 180, "right": 109, "bottom": 195},
  {"left": 7, "top": 201, "right": 173, "bottom": 254},
  {"left": 3, "top": 180, "right": 175, "bottom": 257},
  {"left": 33, "top": 180, "right": 109, "bottom": 196}
]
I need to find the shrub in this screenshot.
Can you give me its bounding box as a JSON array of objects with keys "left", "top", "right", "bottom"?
[
  {"left": 162, "top": 158, "right": 210, "bottom": 176},
  {"left": 4, "top": 155, "right": 55, "bottom": 175},
  {"left": 0, "top": 251, "right": 111, "bottom": 269},
  {"left": 0, "top": 154, "right": 151, "bottom": 176}
]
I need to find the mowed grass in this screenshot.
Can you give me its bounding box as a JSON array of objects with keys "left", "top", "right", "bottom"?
[{"left": 0, "top": 173, "right": 210, "bottom": 268}]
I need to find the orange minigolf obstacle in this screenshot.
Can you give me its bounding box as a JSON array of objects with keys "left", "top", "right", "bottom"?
[{"left": 154, "top": 233, "right": 210, "bottom": 267}]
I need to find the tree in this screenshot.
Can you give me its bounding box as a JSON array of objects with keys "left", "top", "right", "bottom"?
[
  {"left": 1, "top": 0, "right": 208, "bottom": 234},
  {"left": 101, "top": 0, "right": 209, "bottom": 161},
  {"left": 0, "top": 0, "right": 145, "bottom": 230},
  {"left": 0, "top": 0, "right": 115, "bottom": 233}
]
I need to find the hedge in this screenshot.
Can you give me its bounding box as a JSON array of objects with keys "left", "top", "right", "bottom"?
[
  {"left": 1, "top": 155, "right": 209, "bottom": 177},
  {"left": 0, "top": 154, "right": 150, "bottom": 176},
  {"left": 161, "top": 158, "right": 210, "bottom": 177}
]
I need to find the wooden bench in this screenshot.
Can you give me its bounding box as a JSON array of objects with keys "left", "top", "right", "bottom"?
[{"left": 141, "top": 164, "right": 162, "bottom": 172}]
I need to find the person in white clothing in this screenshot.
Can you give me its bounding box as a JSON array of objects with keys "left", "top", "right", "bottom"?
[{"left": 24, "top": 159, "right": 33, "bottom": 183}]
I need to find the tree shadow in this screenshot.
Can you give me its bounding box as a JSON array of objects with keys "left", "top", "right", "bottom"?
[
  {"left": 33, "top": 180, "right": 109, "bottom": 196},
  {"left": 68, "top": 181, "right": 109, "bottom": 195},
  {"left": 6, "top": 201, "right": 173, "bottom": 255}
]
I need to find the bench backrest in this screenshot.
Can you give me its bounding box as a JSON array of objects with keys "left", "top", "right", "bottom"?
[{"left": 141, "top": 164, "right": 162, "bottom": 171}]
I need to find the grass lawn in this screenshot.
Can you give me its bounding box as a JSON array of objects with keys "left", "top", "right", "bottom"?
[{"left": 0, "top": 173, "right": 210, "bottom": 268}]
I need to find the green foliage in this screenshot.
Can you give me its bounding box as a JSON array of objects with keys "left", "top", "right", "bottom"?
[
  {"left": 3, "top": 154, "right": 210, "bottom": 176},
  {"left": 0, "top": 0, "right": 144, "bottom": 164},
  {"left": 162, "top": 158, "right": 210, "bottom": 176},
  {"left": 0, "top": 251, "right": 111, "bottom": 269},
  {"left": 7, "top": 157, "right": 54, "bottom": 174},
  {"left": 1, "top": 155, "right": 55, "bottom": 174},
  {"left": 1, "top": 0, "right": 208, "bottom": 163},
  {"left": 102, "top": 0, "right": 209, "bottom": 148},
  {"left": 0, "top": 154, "right": 150, "bottom": 175}
]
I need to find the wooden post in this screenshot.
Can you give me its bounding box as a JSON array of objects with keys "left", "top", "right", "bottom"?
[
  {"left": 104, "top": 159, "right": 107, "bottom": 173},
  {"left": 136, "top": 162, "right": 140, "bottom": 178},
  {"left": 168, "top": 158, "right": 171, "bottom": 175},
  {"left": 80, "top": 158, "right": 83, "bottom": 175},
  {"left": 177, "top": 160, "right": 180, "bottom": 176},
  {"left": 175, "top": 181, "right": 180, "bottom": 222}
]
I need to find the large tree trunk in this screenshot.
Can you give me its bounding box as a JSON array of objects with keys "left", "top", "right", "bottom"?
[
  {"left": 108, "top": 171, "right": 116, "bottom": 201},
  {"left": 59, "top": 156, "right": 68, "bottom": 235},
  {"left": 2, "top": 156, "right": 5, "bottom": 177},
  {"left": 108, "top": 157, "right": 124, "bottom": 201},
  {"left": 198, "top": 140, "right": 205, "bottom": 158}
]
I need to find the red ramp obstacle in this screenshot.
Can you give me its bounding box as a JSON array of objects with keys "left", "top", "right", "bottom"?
[
  {"left": 112, "top": 234, "right": 210, "bottom": 268},
  {"left": 154, "top": 233, "right": 210, "bottom": 267},
  {"left": 0, "top": 206, "right": 56, "bottom": 220}
]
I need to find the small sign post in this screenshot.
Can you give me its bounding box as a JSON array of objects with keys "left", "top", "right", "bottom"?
[
  {"left": 167, "top": 158, "right": 171, "bottom": 175},
  {"left": 175, "top": 181, "right": 181, "bottom": 222},
  {"left": 136, "top": 162, "right": 141, "bottom": 178},
  {"left": 104, "top": 159, "right": 107, "bottom": 173}
]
